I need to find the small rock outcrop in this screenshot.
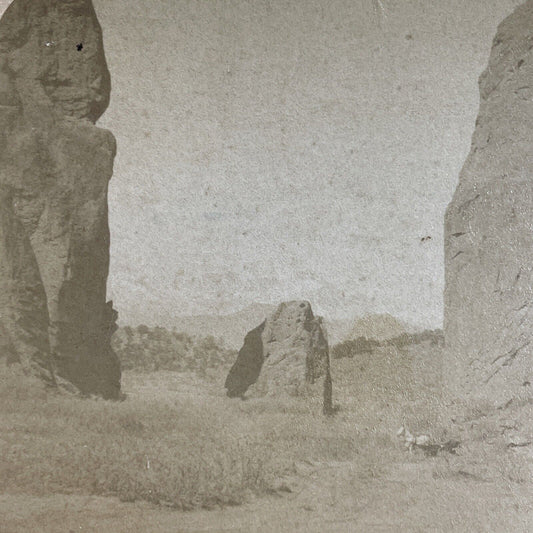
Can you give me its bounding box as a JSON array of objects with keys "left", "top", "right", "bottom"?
[
  {"left": 0, "top": 0, "right": 120, "bottom": 398},
  {"left": 444, "top": 1, "right": 533, "bottom": 404},
  {"left": 225, "top": 301, "right": 329, "bottom": 397}
]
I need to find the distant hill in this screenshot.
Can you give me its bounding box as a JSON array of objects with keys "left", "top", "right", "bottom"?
[
  {"left": 322, "top": 318, "right": 353, "bottom": 346},
  {"left": 347, "top": 313, "right": 413, "bottom": 342},
  {"left": 171, "top": 303, "right": 277, "bottom": 349},
  {"left": 120, "top": 306, "right": 422, "bottom": 351},
  {"left": 168, "top": 303, "right": 352, "bottom": 349}
]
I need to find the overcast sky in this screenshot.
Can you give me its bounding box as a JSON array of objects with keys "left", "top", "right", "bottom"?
[{"left": 0, "top": 0, "right": 524, "bottom": 328}]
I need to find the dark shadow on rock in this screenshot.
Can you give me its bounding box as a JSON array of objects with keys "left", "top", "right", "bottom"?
[{"left": 225, "top": 321, "right": 265, "bottom": 398}]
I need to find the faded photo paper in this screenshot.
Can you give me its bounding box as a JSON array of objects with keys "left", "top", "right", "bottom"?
[{"left": 2, "top": 0, "right": 533, "bottom": 531}]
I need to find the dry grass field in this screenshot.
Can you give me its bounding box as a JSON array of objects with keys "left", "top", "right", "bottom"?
[{"left": 2, "top": 341, "right": 533, "bottom": 531}]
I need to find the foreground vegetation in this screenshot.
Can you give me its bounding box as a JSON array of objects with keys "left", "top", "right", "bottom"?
[
  {"left": 0, "top": 363, "right": 399, "bottom": 510},
  {"left": 0, "top": 367, "right": 270, "bottom": 510},
  {"left": 0, "top": 336, "right": 432, "bottom": 510},
  {"left": 2, "top": 333, "right": 533, "bottom": 517}
]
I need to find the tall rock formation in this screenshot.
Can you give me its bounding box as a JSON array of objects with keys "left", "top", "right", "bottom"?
[
  {"left": 0, "top": 0, "right": 120, "bottom": 398},
  {"left": 444, "top": 1, "right": 533, "bottom": 404},
  {"left": 225, "top": 301, "right": 329, "bottom": 397}
]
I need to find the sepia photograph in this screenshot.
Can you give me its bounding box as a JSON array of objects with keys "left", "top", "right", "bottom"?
[{"left": 1, "top": 0, "right": 533, "bottom": 531}]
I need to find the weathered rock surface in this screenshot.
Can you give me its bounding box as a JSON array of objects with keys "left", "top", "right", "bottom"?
[
  {"left": 225, "top": 301, "right": 329, "bottom": 397},
  {"left": 0, "top": 0, "right": 120, "bottom": 398},
  {"left": 444, "top": 0, "right": 533, "bottom": 404}
]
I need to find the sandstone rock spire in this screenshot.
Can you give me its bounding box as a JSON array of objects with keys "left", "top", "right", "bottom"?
[
  {"left": 0, "top": 0, "right": 120, "bottom": 398},
  {"left": 444, "top": 0, "right": 533, "bottom": 404}
]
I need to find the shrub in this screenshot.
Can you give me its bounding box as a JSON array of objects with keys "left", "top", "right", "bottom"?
[
  {"left": 331, "top": 337, "right": 380, "bottom": 359},
  {"left": 331, "top": 329, "right": 444, "bottom": 359},
  {"left": 112, "top": 326, "right": 236, "bottom": 375}
]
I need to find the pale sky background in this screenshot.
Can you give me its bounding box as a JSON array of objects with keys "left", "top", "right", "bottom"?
[{"left": 0, "top": 0, "right": 524, "bottom": 329}]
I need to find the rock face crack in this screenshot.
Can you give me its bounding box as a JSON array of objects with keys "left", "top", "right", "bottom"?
[
  {"left": 491, "top": 341, "right": 530, "bottom": 367},
  {"left": 485, "top": 342, "right": 531, "bottom": 384},
  {"left": 0, "top": 0, "right": 120, "bottom": 398}
]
